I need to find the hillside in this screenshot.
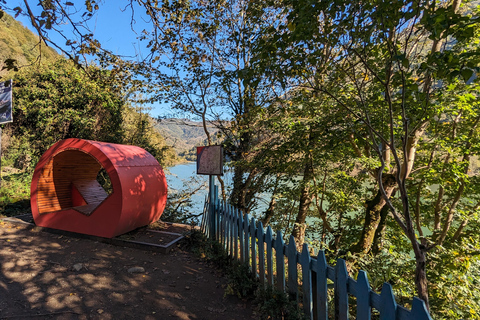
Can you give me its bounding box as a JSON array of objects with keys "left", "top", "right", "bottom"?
[
  {"left": 0, "top": 13, "right": 58, "bottom": 78},
  {"left": 154, "top": 118, "right": 219, "bottom": 160}
]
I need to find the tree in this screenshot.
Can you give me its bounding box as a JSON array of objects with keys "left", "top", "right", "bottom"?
[
  {"left": 252, "top": 0, "right": 480, "bottom": 311},
  {"left": 125, "top": 0, "right": 277, "bottom": 211}
]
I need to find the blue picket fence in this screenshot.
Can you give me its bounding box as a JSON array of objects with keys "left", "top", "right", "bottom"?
[{"left": 200, "top": 190, "right": 432, "bottom": 320}]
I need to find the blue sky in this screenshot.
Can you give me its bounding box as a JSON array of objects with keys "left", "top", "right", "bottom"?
[{"left": 12, "top": 1, "right": 175, "bottom": 118}]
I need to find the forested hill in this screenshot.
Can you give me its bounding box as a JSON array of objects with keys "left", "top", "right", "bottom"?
[
  {"left": 155, "top": 118, "right": 218, "bottom": 161},
  {"left": 0, "top": 13, "right": 58, "bottom": 76}
]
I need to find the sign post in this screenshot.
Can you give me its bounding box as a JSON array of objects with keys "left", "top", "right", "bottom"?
[
  {"left": 0, "top": 80, "right": 13, "bottom": 188},
  {"left": 196, "top": 145, "right": 223, "bottom": 239}
]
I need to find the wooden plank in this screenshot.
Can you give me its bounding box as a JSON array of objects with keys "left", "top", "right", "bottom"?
[
  {"left": 234, "top": 208, "right": 239, "bottom": 261},
  {"left": 379, "top": 283, "right": 397, "bottom": 320},
  {"left": 219, "top": 202, "right": 225, "bottom": 248},
  {"left": 72, "top": 180, "right": 108, "bottom": 204},
  {"left": 244, "top": 214, "right": 250, "bottom": 268},
  {"left": 225, "top": 204, "right": 230, "bottom": 255},
  {"left": 356, "top": 271, "right": 371, "bottom": 320},
  {"left": 239, "top": 210, "right": 245, "bottom": 263},
  {"left": 266, "top": 226, "right": 274, "bottom": 287},
  {"left": 73, "top": 203, "right": 100, "bottom": 215},
  {"left": 275, "top": 231, "right": 285, "bottom": 292},
  {"left": 408, "top": 298, "right": 432, "bottom": 320},
  {"left": 230, "top": 205, "right": 235, "bottom": 257},
  {"left": 250, "top": 217, "right": 257, "bottom": 278},
  {"left": 300, "top": 243, "right": 313, "bottom": 320},
  {"left": 257, "top": 222, "right": 265, "bottom": 288},
  {"left": 287, "top": 235, "right": 298, "bottom": 301},
  {"left": 335, "top": 259, "right": 349, "bottom": 320}
]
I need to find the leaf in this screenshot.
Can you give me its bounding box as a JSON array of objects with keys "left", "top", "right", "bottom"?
[
  {"left": 13, "top": 6, "right": 22, "bottom": 18},
  {"left": 461, "top": 69, "right": 474, "bottom": 82}
]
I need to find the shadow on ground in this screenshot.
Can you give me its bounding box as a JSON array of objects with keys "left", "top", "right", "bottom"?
[{"left": 0, "top": 221, "right": 254, "bottom": 320}]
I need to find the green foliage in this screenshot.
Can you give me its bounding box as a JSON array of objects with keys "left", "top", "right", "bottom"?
[
  {"left": 0, "top": 169, "right": 30, "bottom": 216},
  {"left": 427, "top": 243, "right": 480, "bottom": 319},
  {"left": 255, "top": 287, "right": 306, "bottom": 320},
  {"left": 5, "top": 59, "right": 125, "bottom": 167}
]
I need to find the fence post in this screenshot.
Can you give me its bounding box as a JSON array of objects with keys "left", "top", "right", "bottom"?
[{"left": 208, "top": 175, "right": 216, "bottom": 240}]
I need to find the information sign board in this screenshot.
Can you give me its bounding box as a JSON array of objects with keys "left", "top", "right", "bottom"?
[
  {"left": 196, "top": 145, "right": 223, "bottom": 175},
  {"left": 0, "top": 80, "right": 13, "bottom": 124}
]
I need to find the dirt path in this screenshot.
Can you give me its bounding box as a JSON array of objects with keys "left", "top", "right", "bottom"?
[{"left": 0, "top": 220, "right": 255, "bottom": 320}]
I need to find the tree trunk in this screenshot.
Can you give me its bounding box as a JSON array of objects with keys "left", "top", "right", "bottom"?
[
  {"left": 372, "top": 203, "right": 390, "bottom": 255},
  {"left": 413, "top": 241, "right": 430, "bottom": 309},
  {"left": 261, "top": 196, "right": 276, "bottom": 227},
  {"left": 292, "top": 158, "right": 314, "bottom": 250},
  {"left": 353, "top": 174, "right": 396, "bottom": 254}
]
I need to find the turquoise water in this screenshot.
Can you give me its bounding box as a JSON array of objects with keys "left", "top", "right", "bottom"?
[{"left": 166, "top": 162, "right": 208, "bottom": 215}]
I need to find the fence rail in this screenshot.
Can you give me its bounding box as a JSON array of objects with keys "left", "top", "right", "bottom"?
[{"left": 200, "top": 191, "right": 432, "bottom": 320}]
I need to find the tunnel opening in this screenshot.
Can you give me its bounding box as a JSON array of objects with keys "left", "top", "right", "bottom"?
[{"left": 36, "top": 149, "right": 111, "bottom": 215}]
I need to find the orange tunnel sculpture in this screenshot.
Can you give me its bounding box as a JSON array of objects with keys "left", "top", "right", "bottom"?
[{"left": 30, "top": 138, "right": 168, "bottom": 238}]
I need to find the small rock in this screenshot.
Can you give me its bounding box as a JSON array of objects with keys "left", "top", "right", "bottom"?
[
  {"left": 72, "top": 263, "right": 83, "bottom": 271},
  {"left": 97, "top": 309, "right": 104, "bottom": 314},
  {"left": 185, "top": 286, "right": 190, "bottom": 290},
  {"left": 128, "top": 267, "right": 145, "bottom": 273}
]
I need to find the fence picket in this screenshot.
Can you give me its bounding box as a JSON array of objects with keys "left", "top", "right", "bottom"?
[
  {"left": 275, "top": 231, "right": 285, "bottom": 292},
  {"left": 225, "top": 204, "right": 230, "bottom": 255},
  {"left": 244, "top": 214, "right": 250, "bottom": 268},
  {"left": 230, "top": 206, "right": 235, "bottom": 257},
  {"left": 203, "top": 198, "right": 432, "bottom": 320},
  {"left": 258, "top": 222, "right": 265, "bottom": 288},
  {"left": 410, "top": 298, "right": 431, "bottom": 320},
  {"left": 301, "top": 243, "right": 313, "bottom": 319},
  {"left": 223, "top": 202, "right": 227, "bottom": 248},
  {"left": 238, "top": 210, "right": 244, "bottom": 262},
  {"left": 233, "top": 209, "right": 239, "bottom": 260},
  {"left": 317, "top": 251, "right": 328, "bottom": 320},
  {"left": 287, "top": 235, "right": 298, "bottom": 301},
  {"left": 251, "top": 218, "right": 257, "bottom": 278},
  {"left": 380, "top": 283, "right": 397, "bottom": 320},
  {"left": 266, "top": 226, "right": 274, "bottom": 287},
  {"left": 335, "top": 259, "right": 349, "bottom": 320},
  {"left": 356, "top": 271, "right": 371, "bottom": 320},
  {"left": 215, "top": 187, "right": 220, "bottom": 240}
]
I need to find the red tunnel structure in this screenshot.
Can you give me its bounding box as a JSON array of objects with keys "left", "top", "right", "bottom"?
[{"left": 30, "top": 138, "right": 168, "bottom": 238}]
